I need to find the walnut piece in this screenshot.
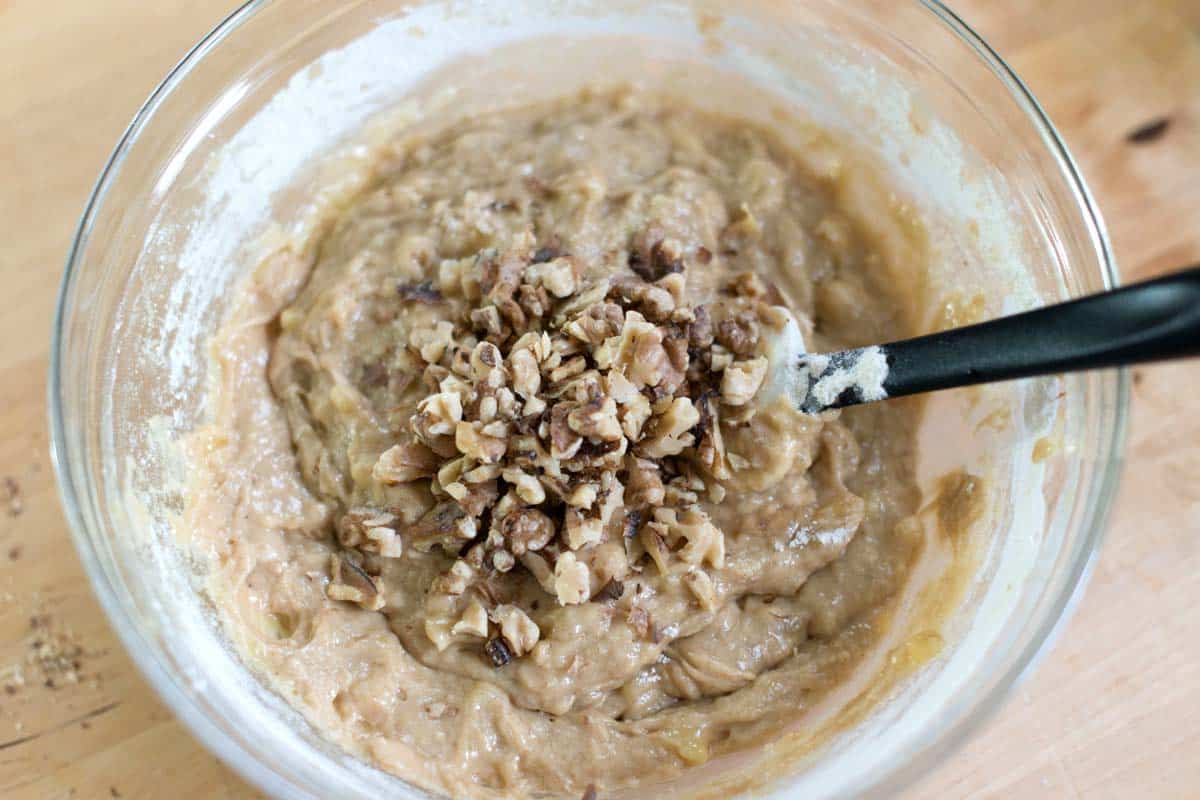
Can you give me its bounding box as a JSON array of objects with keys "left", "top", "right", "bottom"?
[
  {"left": 564, "top": 507, "right": 603, "bottom": 550},
  {"left": 639, "top": 397, "right": 700, "bottom": 458},
  {"left": 336, "top": 508, "right": 399, "bottom": 554},
  {"left": 491, "top": 604, "right": 541, "bottom": 656},
  {"left": 410, "top": 502, "right": 475, "bottom": 555},
  {"left": 502, "top": 467, "right": 547, "bottom": 505},
  {"left": 625, "top": 457, "right": 666, "bottom": 507},
  {"left": 608, "top": 311, "right": 678, "bottom": 389},
  {"left": 525, "top": 257, "right": 578, "bottom": 298},
  {"left": 451, "top": 600, "right": 490, "bottom": 638},
  {"left": 373, "top": 441, "right": 440, "bottom": 485},
  {"left": 721, "top": 357, "right": 768, "bottom": 406},
  {"left": 653, "top": 507, "right": 725, "bottom": 568},
  {"left": 554, "top": 551, "right": 591, "bottom": 605},
  {"left": 410, "top": 320, "right": 455, "bottom": 364},
  {"left": 430, "top": 559, "right": 476, "bottom": 596},
  {"left": 567, "top": 396, "right": 622, "bottom": 442},
  {"left": 455, "top": 421, "right": 507, "bottom": 464},
  {"left": 499, "top": 508, "right": 556, "bottom": 556},
  {"left": 683, "top": 568, "right": 718, "bottom": 611},
  {"left": 716, "top": 313, "right": 760, "bottom": 357},
  {"left": 327, "top": 554, "right": 385, "bottom": 611}
]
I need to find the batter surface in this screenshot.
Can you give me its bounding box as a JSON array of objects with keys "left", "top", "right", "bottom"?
[{"left": 186, "top": 88, "right": 928, "bottom": 798}]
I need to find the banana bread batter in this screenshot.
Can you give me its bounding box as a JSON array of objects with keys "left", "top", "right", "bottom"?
[{"left": 185, "top": 88, "right": 929, "bottom": 798}]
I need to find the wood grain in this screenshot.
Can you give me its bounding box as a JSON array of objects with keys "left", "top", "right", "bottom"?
[{"left": 1, "top": 1, "right": 1197, "bottom": 797}]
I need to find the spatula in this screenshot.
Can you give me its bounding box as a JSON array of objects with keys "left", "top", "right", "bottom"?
[{"left": 762, "top": 266, "right": 1200, "bottom": 414}]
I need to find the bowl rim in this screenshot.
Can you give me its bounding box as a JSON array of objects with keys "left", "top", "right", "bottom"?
[
  {"left": 48, "top": 1, "right": 1128, "bottom": 798},
  {"left": 48, "top": 2, "right": 304, "bottom": 796},
  {"left": 842, "top": 5, "right": 1128, "bottom": 795}
]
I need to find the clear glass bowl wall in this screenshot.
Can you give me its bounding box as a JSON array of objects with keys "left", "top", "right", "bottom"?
[{"left": 51, "top": 1, "right": 1125, "bottom": 798}]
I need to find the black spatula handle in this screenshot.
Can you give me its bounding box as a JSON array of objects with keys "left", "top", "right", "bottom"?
[{"left": 878, "top": 265, "right": 1200, "bottom": 400}]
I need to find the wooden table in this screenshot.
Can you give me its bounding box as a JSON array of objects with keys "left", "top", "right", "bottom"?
[{"left": 1, "top": 1, "right": 1197, "bottom": 797}]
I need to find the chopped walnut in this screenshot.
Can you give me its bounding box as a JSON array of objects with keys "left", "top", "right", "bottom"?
[
  {"left": 653, "top": 507, "right": 725, "bottom": 568},
  {"left": 563, "top": 507, "right": 602, "bottom": 550},
  {"left": 721, "top": 357, "right": 768, "bottom": 406},
  {"left": 694, "top": 393, "right": 728, "bottom": 481},
  {"left": 492, "top": 489, "right": 522, "bottom": 522},
  {"left": 491, "top": 605, "right": 541, "bottom": 656},
  {"left": 327, "top": 554, "right": 385, "bottom": 611},
  {"left": 425, "top": 617, "right": 455, "bottom": 651},
  {"left": 455, "top": 421, "right": 507, "bottom": 464},
  {"left": 470, "top": 340, "right": 503, "bottom": 377},
  {"left": 549, "top": 354, "right": 588, "bottom": 383},
  {"left": 627, "top": 604, "right": 653, "bottom": 640},
  {"left": 430, "top": 559, "right": 476, "bottom": 596},
  {"left": 480, "top": 420, "right": 510, "bottom": 439},
  {"left": 462, "top": 462, "right": 503, "bottom": 484},
  {"left": 471, "top": 305, "right": 506, "bottom": 341},
  {"left": 659, "top": 271, "right": 687, "bottom": 305},
  {"left": 336, "top": 508, "right": 398, "bottom": 552},
  {"left": 716, "top": 313, "right": 760, "bottom": 357},
  {"left": 630, "top": 228, "right": 685, "bottom": 282},
  {"left": 412, "top": 393, "right": 462, "bottom": 458},
  {"left": 564, "top": 301, "right": 624, "bottom": 347},
  {"left": 567, "top": 395, "right": 622, "bottom": 442},
  {"left": 410, "top": 320, "right": 455, "bottom": 364},
  {"left": 405, "top": 321, "right": 451, "bottom": 367},
  {"left": 409, "top": 502, "right": 476, "bottom": 554},
  {"left": 333, "top": 226, "right": 790, "bottom": 662},
  {"left": 639, "top": 521, "right": 672, "bottom": 575},
  {"left": 373, "top": 441, "right": 440, "bottom": 485},
  {"left": 552, "top": 278, "right": 612, "bottom": 328},
  {"left": 689, "top": 305, "right": 714, "bottom": 349},
  {"left": 366, "top": 525, "right": 403, "bottom": 559},
  {"left": 608, "top": 311, "right": 678, "bottom": 389},
  {"left": 625, "top": 457, "right": 666, "bottom": 507},
  {"left": 664, "top": 476, "right": 701, "bottom": 507},
  {"left": 414, "top": 392, "right": 463, "bottom": 436},
  {"left": 451, "top": 600, "right": 490, "bottom": 638},
  {"left": 709, "top": 344, "right": 734, "bottom": 373},
  {"left": 587, "top": 538, "right": 632, "bottom": 586},
  {"left": 520, "top": 551, "right": 558, "bottom": 594},
  {"left": 508, "top": 348, "right": 541, "bottom": 400},
  {"left": 492, "top": 550, "right": 516, "bottom": 572},
  {"left": 525, "top": 257, "right": 578, "bottom": 298},
  {"left": 517, "top": 282, "right": 552, "bottom": 319},
  {"left": 619, "top": 394, "right": 652, "bottom": 441},
  {"left": 566, "top": 482, "right": 599, "bottom": 509},
  {"left": 639, "top": 397, "right": 700, "bottom": 458},
  {"left": 501, "top": 467, "right": 547, "bottom": 505},
  {"left": 437, "top": 372, "right": 474, "bottom": 403},
  {"left": 496, "top": 388, "right": 518, "bottom": 418},
  {"left": 683, "top": 569, "right": 718, "bottom": 611},
  {"left": 611, "top": 276, "right": 676, "bottom": 322},
  {"left": 500, "top": 508, "right": 556, "bottom": 555},
  {"left": 554, "top": 551, "right": 591, "bottom": 605},
  {"left": 575, "top": 436, "right": 628, "bottom": 472},
  {"left": 549, "top": 402, "right": 584, "bottom": 460}
]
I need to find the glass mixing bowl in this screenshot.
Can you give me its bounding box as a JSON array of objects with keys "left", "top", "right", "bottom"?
[{"left": 50, "top": 1, "right": 1126, "bottom": 797}]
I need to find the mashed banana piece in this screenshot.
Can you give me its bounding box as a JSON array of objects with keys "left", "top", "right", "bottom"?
[{"left": 189, "top": 89, "right": 927, "bottom": 798}]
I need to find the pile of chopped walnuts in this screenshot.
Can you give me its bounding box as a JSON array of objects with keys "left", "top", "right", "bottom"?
[{"left": 327, "top": 228, "right": 779, "bottom": 666}]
